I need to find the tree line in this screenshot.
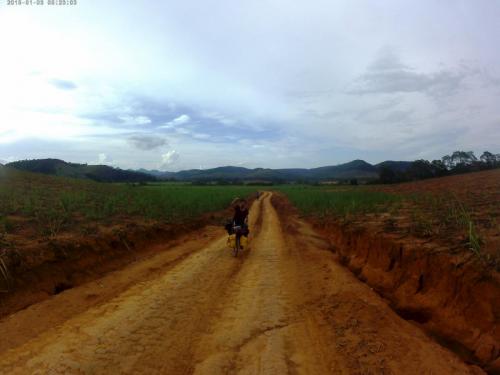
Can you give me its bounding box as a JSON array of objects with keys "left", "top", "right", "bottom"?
[{"left": 378, "top": 151, "right": 500, "bottom": 184}]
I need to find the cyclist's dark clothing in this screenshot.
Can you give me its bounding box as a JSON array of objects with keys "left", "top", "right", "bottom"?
[{"left": 233, "top": 206, "right": 248, "bottom": 226}]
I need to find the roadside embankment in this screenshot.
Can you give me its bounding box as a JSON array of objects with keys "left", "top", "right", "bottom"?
[
  {"left": 0, "top": 194, "right": 257, "bottom": 319},
  {"left": 272, "top": 193, "right": 500, "bottom": 374}
]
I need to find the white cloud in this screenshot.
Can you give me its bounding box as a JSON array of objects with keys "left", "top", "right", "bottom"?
[
  {"left": 192, "top": 133, "right": 211, "bottom": 140},
  {"left": 161, "top": 114, "right": 190, "bottom": 128},
  {"left": 119, "top": 115, "right": 152, "bottom": 126},
  {"left": 202, "top": 111, "right": 236, "bottom": 126},
  {"left": 175, "top": 128, "right": 191, "bottom": 135},
  {"left": 160, "top": 150, "right": 180, "bottom": 168},
  {"left": 96, "top": 153, "right": 113, "bottom": 165},
  {"left": 347, "top": 52, "right": 469, "bottom": 97},
  {"left": 1, "top": 1, "right": 499, "bottom": 168},
  {"left": 49, "top": 78, "right": 77, "bottom": 90},
  {"left": 0, "top": 109, "right": 125, "bottom": 144}
]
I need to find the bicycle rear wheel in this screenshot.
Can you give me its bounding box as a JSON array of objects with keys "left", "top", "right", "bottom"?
[{"left": 233, "top": 235, "right": 240, "bottom": 257}]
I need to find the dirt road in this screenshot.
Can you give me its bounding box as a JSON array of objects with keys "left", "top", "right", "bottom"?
[{"left": 0, "top": 193, "right": 479, "bottom": 374}]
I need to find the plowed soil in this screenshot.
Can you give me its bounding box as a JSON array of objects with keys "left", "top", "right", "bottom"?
[{"left": 0, "top": 192, "right": 481, "bottom": 374}]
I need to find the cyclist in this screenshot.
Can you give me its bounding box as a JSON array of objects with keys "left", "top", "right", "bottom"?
[
  {"left": 233, "top": 199, "right": 249, "bottom": 233},
  {"left": 224, "top": 199, "right": 249, "bottom": 254}
]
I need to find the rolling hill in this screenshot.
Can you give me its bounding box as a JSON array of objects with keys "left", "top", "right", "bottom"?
[
  {"left": 138, "top": 159, "right": 386, "bottom": 182},
  {"left": 6, "top": 158, "right": 414, "bottom": 183},
  {"left": 6, "top": 159, "right": 156, "bottom": 183}
]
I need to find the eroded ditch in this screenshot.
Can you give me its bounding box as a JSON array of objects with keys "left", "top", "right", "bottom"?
[{"left": 272, "top": 193, "right": 500, "bottom": 374}]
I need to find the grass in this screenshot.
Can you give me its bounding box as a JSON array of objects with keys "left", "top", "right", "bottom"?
[
  {"left": 0, "top": 216, "right": 14, "bottom": 234},
  {"left": 0, "top": 168, "right": 258, "bottom": 239},
  {"left": 275, "top": 184, "right": 494, "bottom": 266},
  {"left": 407, "top": 193, "right": 484, "bottom": 254},
  {"left": 274, "top": 185, "right": 401, "bottom": 219}
]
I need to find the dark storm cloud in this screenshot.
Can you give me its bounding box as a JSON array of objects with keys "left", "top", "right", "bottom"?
[
  {"left": 49, "top": 79, "right": 77, "bottom": 90},
  {"left": 128, "top": 135, "right": 168, "bottom": 150}
]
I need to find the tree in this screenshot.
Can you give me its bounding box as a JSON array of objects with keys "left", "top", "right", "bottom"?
[
  {"left": 379, "top": 166, "right": 397, "bottom": 184},
  {"left": 451, "top": 150, "right": 477, "bottom": 166},
  {"left": 407, "top": 160, "right": 434, "bottom": 180},
  {"left": 431, "top": 159, "right": 447, "bottom": 176},
  {"left": 480, "top": 151, "right": 496, "bottom": 166},
  {"left": 442, "top": 154, "right": 453, "bottom": 169},
  {"left": 466, "top": 151, "right": 478, "bottom": 162}
]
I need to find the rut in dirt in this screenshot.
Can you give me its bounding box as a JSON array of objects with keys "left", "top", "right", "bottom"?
[{"left": 0, "top": 193, "right": 480, "bottom": 374}]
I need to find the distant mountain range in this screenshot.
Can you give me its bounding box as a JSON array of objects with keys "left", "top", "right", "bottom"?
[
  {"left": 6, "top": 159, "right": 156, "bottom": 183},
  {"left": 5, "top": 158, "right": 413, "bottom": 183},
  {"left": 139, "top": 159, "right": 413, "bottom": 182}
]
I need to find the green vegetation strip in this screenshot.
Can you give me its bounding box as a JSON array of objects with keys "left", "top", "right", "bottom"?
[
  {"left": 0, "top": 169, "right": 257, "bottom": 237},
  {"left": 276, "top": 185, "right": 497, "bottom": 269},
  {"left": 274, "top": 185, "right": 400, "bottom": 218}
]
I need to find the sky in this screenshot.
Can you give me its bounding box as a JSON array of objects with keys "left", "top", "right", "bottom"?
[{"left": 0, "top": 0, "right": 499, "bottom": 171}]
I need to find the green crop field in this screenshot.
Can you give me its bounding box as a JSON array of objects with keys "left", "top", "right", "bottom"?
[
  {"left": 273, "top": 184, "right": 499, "bottom": 268},
  {"left": 0, "top": 168, "right": 257, "bottom": 238},
  {"left": 274, "top": 185, "right": 401, "bottom": 218}
]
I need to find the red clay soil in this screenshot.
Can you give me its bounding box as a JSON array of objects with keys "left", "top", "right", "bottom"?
[
  {"left": 379, "top": 169, "right": 500, "bottom": 267},
  {"left": 272, "top": 193, "right": 500, "bottom": 374},
  {"left": 0, "top": 202, "right": 247, "bottom": 320},
  {"left": 378, "top": 168, "right": 500, "bottom": 198}
]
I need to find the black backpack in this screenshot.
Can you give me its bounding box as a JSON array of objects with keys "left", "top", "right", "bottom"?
[{"left": 224, "top": 221, "right": 233, "bottom": 235}]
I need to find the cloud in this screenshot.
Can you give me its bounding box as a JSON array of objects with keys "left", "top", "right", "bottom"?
[
  {"left": 192, "top": 133, "right": 211, "bottom": 140},
  {"left": 348, "top": 50, "right": 468, "bottom": 97},
  {"left": 128, "top": 135, "right": 168, "bottom": 150},
  {"left": 2, "top": 2, "right": 500, "bottom": 168},
  {"left": 202, "top": 112, "right": 236, "bottom": 126},
  {"left": 49, "top": 78, "right": 77, "bottom": 90},
  {"left": 383, "top": 109, "right": 415, "bottom": 123},
  {"left": 175, "top": 127, "right": 191, "bottom": 135},
  {"left": 96, "top": 153, "right": 113, "bottom": 165},
  {"left": 119, "top": 115, "right": 152, "bottom": 126},
  {"left": 0, "top": 156, "right": 17, "bottom": 165},
  {"left": 161, "top": 114, "right": 190, "bottom": 128},
  {"left": 161, "top": 150, "right": 179, "bottom": 168},
  {"left": 79, "top": 95, "right": 184, "bottom": 129}
]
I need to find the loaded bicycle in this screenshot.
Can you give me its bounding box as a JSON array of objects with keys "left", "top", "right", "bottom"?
[{"left": 225, "top": 198, "right": 250, "bottom": 257}]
